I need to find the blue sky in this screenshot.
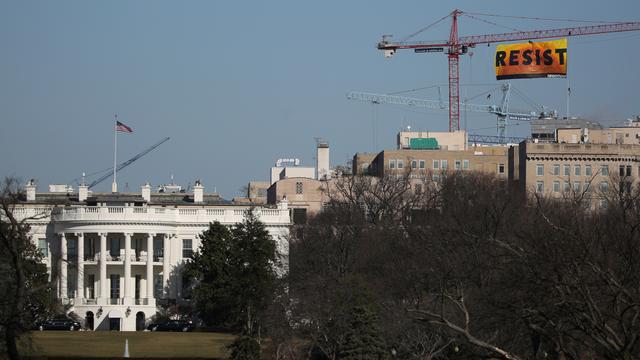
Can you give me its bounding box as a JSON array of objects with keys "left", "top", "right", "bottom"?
[{"left": 2, "top": 0, "right": 639, "bottom": 198}]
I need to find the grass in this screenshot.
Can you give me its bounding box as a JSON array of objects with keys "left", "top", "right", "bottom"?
[{"left": 18, "top": 331, "right": 236, "bottom": 359}]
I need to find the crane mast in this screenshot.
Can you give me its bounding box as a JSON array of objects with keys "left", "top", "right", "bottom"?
[{"left": 378, "top": 10, "right": 640, "bottom": 132}]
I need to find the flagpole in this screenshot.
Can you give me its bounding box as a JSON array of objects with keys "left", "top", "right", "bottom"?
[{"left": 112, "top": 114, "right": 118, "bottom": 193}]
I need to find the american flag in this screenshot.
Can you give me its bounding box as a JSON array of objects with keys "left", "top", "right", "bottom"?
[{"left": 116, "top": 120, "right": 133, "bottom": 133}]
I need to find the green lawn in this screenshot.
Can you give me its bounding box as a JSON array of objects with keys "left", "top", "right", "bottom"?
[{"left": 18, "top": 331, "right": 236, "bottom": 359}]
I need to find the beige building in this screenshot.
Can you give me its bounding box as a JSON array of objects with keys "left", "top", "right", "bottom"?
[
  {"left": 557, "top": 125, "right": 640, "bottom": 145},
  {"left": 396, "top": 130, "right": 467, "bottom": 150},
  {"left": 510, "top": 141, "right": 640, "bottom": 202},
  {"left": 355, "top": 146, "right": 508, "bottom": 180},
  {"left": 267, "top": 177, "right": 333, "bottom": 222}
]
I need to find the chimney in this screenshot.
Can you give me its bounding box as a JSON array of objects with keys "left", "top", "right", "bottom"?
[
  {"left": 78, "top": 185, "right": 89, "bottom": 202},
  {"left": 141, "top": 182, "right": 151, "bottom": 202},
  {"left": 25, "top": 179, "right": 36, "bottom": 201},
  {"left": 277, "top": 195, "right": 288, "bottom": 210},
  {"left": 316, "top": 141, "right": 330, "bottom": 180},
  {"left": 193, "top": 180, "right": 204, "bottom": 203}
]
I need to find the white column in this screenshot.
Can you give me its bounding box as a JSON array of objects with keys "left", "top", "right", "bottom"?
[
  {"left": 60, "top": 233, "right": 68, "bottom": 299},
  {"left": 76, "top": 233, "right": 84, "bottom": 301},
  {"left": 162, "top": 234, "right": 170, "bottom": 298},
  {"left": 99, "top": 233, "right": 107, "bottom": 302},
  {"left": 124, "top": 233, "right": 132, "bottom": 303},
  {"left": 146, "top": 233, "right": 154, "bottom": 301}
]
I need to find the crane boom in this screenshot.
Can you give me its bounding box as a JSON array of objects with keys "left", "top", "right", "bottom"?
[
  {"left": 379, "top": 22, "right": 640, "bottom": 50},
  {"left": 347, "top": 91, "right": 535, "bottom": 119},
  {"left": 88, "top": 137, "right": 171, "bottom": 189},
  {"left": 377, "top": 9, "right": 640, "bottom": 133}
]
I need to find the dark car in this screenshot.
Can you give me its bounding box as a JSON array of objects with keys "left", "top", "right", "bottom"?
[
  {"left": 148, "top": 320, "right": 194, "bottom": 332},
  {"left": 36, "top": 319, "right": 82, "bottom": 331}
]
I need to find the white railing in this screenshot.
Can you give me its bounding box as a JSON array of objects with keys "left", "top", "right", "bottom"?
[{"left": 51, "top": 206, "right": 291, "bottom": 225}]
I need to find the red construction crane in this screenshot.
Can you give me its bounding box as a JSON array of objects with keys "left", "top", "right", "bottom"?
[{"left": 378, "top": 10, "right": 640, "bottom": 132}]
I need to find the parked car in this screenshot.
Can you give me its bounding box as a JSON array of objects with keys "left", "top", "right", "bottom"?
[
  {"left": 36, "top": 319, "right": 82, "bottom": 331},
  {"left": 147, "top": 320, "right": 194, "bottom": 332}
]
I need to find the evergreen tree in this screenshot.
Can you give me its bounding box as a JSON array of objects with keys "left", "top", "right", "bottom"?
[
  {"left": 185, "top": 210, "right": 278, "bottom": 334},
  {"left": 339, "top": 305, "right": 387, "bottom": 360}
]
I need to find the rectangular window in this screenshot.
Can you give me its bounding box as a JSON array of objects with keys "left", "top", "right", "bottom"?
[
  {"left": 564, "top": 181, "right": 570, "bottom": 193},
  {"left": 411, "top": 160, "right": 417, "bottom": 169},
  {"left": 620, "top": 165, "right": 625, "bottom": 177},
  {"left": 600, "top": 181, "right": 609, "bottom": 192},
  {"left": 432, "top": 174, "right": 441, "bottom": 182},
  {"left": 626, "top": 165, "right": 632, "bottom": 177},
  {"left": 135, "top": 275, "right": 141, "bottom": 300},
  {"left": 389, "top": 159, "right": 396, "bottom": 169},
  {"left": 585, "top": 165, "right": 592, "bottom": 176},
  {"left": 87, "top": 274, "right": 95, "bottom": 299},
  {"left": 397, "top": 160, "right": 404, "bottom": 169},
  {"left": 498, "top": 164, "right": 505, "bottom": 174},
  {"left": 553, "top": 164, "right": 560, "bottom": 176},
  {"left": 295, "top": 182, "right": 303, "bottom": 194},
  {"left": 536, "top": 164, "right": 544, "bottom": 176},
  {"left": 455, "top": 160, "right": 461, "bottom": 170},
  {"left": 573, "top": 181, "right": 581, "bottom": 192},
  {"left": 110, "top": 274, "right": 120, "bottom": 299},
  {"left": 182, "top": 239, "right": 193, "bottom": 258},
  {"left": 419, "top": 160, "right": 425, "bottom": 169},
  {"left": 601, "top": 165, "right": 609, "bottom": 176},
  {"left": 441, "top": 160, "right": 448, "bottom": 169},
  {"left": 553, "top": 181, "right": 560, "bottom": 193},
  {"left": 536, "top": 181, "right": 544, "bottom": 193},
  {"left": 564, "top": 165, "right": 570, "bottom": 176},
  {"left": 574, "top": 165, "right": 581, "bottom": 177},
  {"left": 68, "top": 238, "right": 77, "bottom": 257},
  {"left": 110, "top": 238, "right": 120, "bottom": 258},
  {"left": 463, "top": 159, "right": 469, "bottom": 170},
  {"left": 433, "top": 160, "right": 440, "bottom": 169},
  {"left": 38, "top": 238, "right": 48, "bottom": 257}
]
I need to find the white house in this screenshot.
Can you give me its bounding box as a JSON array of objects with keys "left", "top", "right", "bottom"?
[{"left": 15, "top": 180, "right": 291, "bottom": 331}]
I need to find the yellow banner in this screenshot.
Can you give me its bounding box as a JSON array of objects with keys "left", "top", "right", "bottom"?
[{"left": 495, "top": 38, "right": 567, "bottom": 80}]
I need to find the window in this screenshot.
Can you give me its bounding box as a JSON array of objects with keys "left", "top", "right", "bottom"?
[
  {"left": 441, "top": 160, "right": 448, "bottom": 169},
  {"left": 68, "top": 238, "right": 77, "bottom": 257},
  {"left": 87, "top": 274, "right": 95, "bottom": 299},
  {"left": 498, "top": 163, "right": 505, "bottom": 174},
  {"left": 110, "top": 274, "right": 120, "bottom": 299},
  {"left": 433, "top": 160, "right": 440, "bottom": 169},
  {"left": 38, "top": 238, "right": 48, "bottom": 257},
  {"left": 455, "top": 160, "right": 461, "bottom": 170},
  {"left": 585, "top": 182, "right": 591, "bottom": 192},
  {"left": 389, "top": 159, "right": 396, "bottom": 169},
  {"left": 585, "top": 165, "right": 592, "bottom": 176},
  {"left": 419, "top": 160, "right": 425, "bottom": 169},
  {"left": 574, "top": 165, "right": 581, "bottom": 177},
  {"left": 553, "top": 164, "right": 560, "bottom": 176},
  {"left": 553, "top": 181, "right": 560, "bottom": 193},
  {"left": 620, "top": 165, "right": 625, "bottom": 177},
  {"left": 564, "top": 165, "right": 570, "bottom": 176},
  {"left": 536, "top": 181, "right": 544, "bottom": 193},
  {"left": 626, "top": 165, "right": 632, "bottom": 177},
  {"left": 110, "top": 238, "right": 120, "bottom": 258},
  {"left": 601, "top": 165, "right": 609, "bottom": 176},
  {"left": 432, "top": 174, "right": 441, "bottom": 182},
  {"left": 411, "top": 160, "right": 417, "bottom": 169},
  {"left": 182, "top": 239, "right": 193, "bottom": 258},
  {"left": 536, "top": 164, "right": 544, "bottom": 176},
  {"left": 600, "top": 181, "right": 609, "bottom": 192},
  {"left": 463, "top": 159, "right": 469, "bottom": 170},
  {"left": 573, "top": 181, "right": 581, "bottom": 192},
  {"left": 397, "top": 160, "right": 404, "bottom": 169},
  {"left": 564, "top": 181, "right": 570, "bottom": 193},
  {"left": 295, "top": 182, "right": 303, "bottom": 194}
]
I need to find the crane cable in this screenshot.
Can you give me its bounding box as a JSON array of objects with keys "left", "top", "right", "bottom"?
[
  {"left": 463, "top": 12, "right": 622, "bottom": 24},
  {"left": 462, "top": 13, "right": 523, "bottom": 32},
  {"left": 400, "top": 13, "right": 451, "bottom": 42}
]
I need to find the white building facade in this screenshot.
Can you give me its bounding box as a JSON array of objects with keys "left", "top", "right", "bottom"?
[{"left": 17, "top": 181, "right": 291, "bottom": 331}]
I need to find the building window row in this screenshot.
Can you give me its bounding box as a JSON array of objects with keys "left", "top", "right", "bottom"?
[{"left": 538, "top": 163, "right": 637, "bottom": 178}]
